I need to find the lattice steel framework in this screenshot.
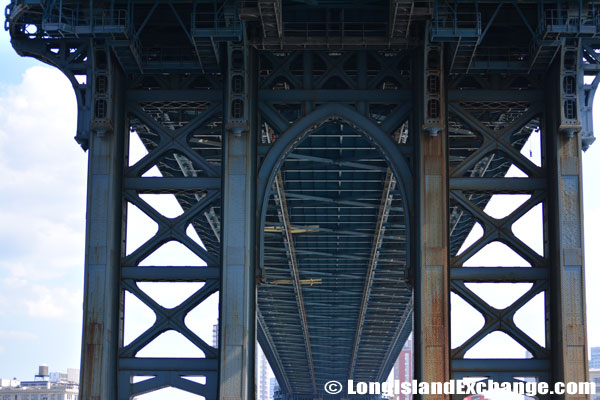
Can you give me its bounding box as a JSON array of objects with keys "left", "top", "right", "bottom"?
[
  {"left": 446, "top": 70, "right": 552, "bottom": 390},
  {"left": 118, "top": 74, "right": 225, "bottom": 398},
  {"left": 4, "top": 1, "right": 600, "bottom": 400}
]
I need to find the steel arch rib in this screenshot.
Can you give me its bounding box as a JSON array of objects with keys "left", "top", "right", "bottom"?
[
  {"left": 256, "top": 102, "right": 413, "bottom": 389},
  {"left": 257, "top": 103, "right": 413, "bottom": 231}
]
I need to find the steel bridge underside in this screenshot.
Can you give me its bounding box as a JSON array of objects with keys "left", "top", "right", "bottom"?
[
  {"left": 259, "top": 120, "right": 412, "bottom": 393},
  {"left": 5, "top": 0, "right": 599, "bottom": 399}
]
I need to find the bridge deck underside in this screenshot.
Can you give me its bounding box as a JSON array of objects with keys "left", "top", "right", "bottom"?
[{"left": 259, "top": 122, "right": 411, "bottom": 395}]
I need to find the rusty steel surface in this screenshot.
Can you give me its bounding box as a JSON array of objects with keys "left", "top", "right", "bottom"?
[
  {"left": 548, "top": 58, "right": 590, "bottom": 399},
  {"left": 417, "top": 37, "right": 450, "bottom": 400}
]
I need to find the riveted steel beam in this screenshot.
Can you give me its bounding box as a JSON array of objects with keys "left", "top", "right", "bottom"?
[
  {"left": 414, "top": 33, "right": 450, "bottom": 400},
  {"left": 272, "top": 171, "right": 317, "bottom": 393},
  {"left": 124, "top": 177, "right": 221, "bottom": 192},
  {"left": 349, "top": 168, "right": 400, "bottom": 379},
  {"left": 79, "top": 50, "right": 125, "bottom": 400},
  {"left": 547, "top": 54, "right": 590, "bottom": 400},
  {"left": 258, "top": 89, "right": 411, "bottom": 103},
  {"left": 219, "top": 42, "right": 257, "bottom": 400}
]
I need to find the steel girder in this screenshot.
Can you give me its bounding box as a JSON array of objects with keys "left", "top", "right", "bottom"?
[{"left": 219, "top": 42, "right": 257, "bottom": 399}]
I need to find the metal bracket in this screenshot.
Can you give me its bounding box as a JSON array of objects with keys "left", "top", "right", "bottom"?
[
  {"left": 90, "top": 42, "right": 114, "bottom": 136},
  {"left": 559, "top": 38, "right": 583, "bottom": 138},
  {"left": 225, "top": 42, "right": 250, "bottom": 136},
  {"left": 423, "top": 30, "right": 444, "bottom": 137}
]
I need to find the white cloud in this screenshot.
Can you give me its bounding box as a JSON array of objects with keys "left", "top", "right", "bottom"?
[
  {"left": 0, "top": 215, "right": 84, "bottom": 280},
  {"left": 0, "top": 66, "right": 85, "bottom": 327},
  {"left": 24, "top": 285, "right": 83, "bottom": 320},
  {"left": 0, "top": 330, "right": 38, "bottom": 341},
  {"left": 0, "top": 66, "right": 86, "bottom": 282},
  {"left": 0, "top": 277, "right": 82, "bottom": 321}
]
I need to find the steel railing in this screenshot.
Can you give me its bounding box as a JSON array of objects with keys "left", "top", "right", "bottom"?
[
  {"left": 432, "top": 11, "right": 482, "bottom": 38},
  {"left": 192, "top": 0, "right": 241, "bottom": 40}
]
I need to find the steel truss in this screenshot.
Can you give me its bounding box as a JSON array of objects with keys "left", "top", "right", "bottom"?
[
  {"left": 4, "top": 1, "right": 599, "bottom": 400},
  {"left": 98, "top": 62, "right": 225, "bottom": 399},
  {"left": 438, "top": 42, "right": 590, "bottom": 399}
]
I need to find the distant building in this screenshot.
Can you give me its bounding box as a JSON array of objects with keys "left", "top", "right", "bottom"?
[
  {"left": 0, "top": 380, "right": 18, "bottom": 389},
  {"left": 272, "top": 383, "right": 285, "bottom": 400},
  {"left": 256, "top": 347, "right": 269, "bottom": 400},
  {"left": 0, "top": 366, "right": 79, "bottom": 400},
  {"left": 591, "top": 368, "right": 600, "bottom": 400},
  {"left": 49, "top": 369, "right": 79, "bottom": 386},
  {"left": 521, "top": 351, "right": 536, "bottom": 399},
  {"left": 591, "top": 347, "right": 600, "bottom": 369},
  {"left": 393, "top": 335, "right": 413, "bottom": 400},
  {"left": 270, "top": 377, "right": 279, "bottom": 399},
  {"left": 212, "top": 323, "right": 219, "bottom": 348}
]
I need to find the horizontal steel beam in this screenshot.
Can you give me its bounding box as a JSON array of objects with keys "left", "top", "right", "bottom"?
[
  {"left": 252, "top": 37, "right": 412, "bottom": 50},
  {"left": 448, "top": 90, "right": 544, "bottom": 102},
  {"left": 449, "top": 177, "right": 545, "bottom": 193},
  {"left": 119, "top": 358, "right": 218, "bottom": 371},
  {"left": 452, "top": 359, "right": 550, "bottom": 373},
  {"left": 259, "top": 89, "right": 410, "bottom": 103},
  {"left": 121, "top": 266, "right": 219, "bottom": 281},
  {"left": 127, "top": 90, "right": 222, "bottom": 102},
  {"left": 583, "top": 63, "right": 600, "bottom": 72},
  {"left": 124, "top": 177, "right": 221, "bottom": 192},
  {"left": 450, "top": 267, "right": 548, "bottom": 282}
]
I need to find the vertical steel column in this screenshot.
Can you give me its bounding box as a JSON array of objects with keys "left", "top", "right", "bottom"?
[
  {"left": 79, "top": 45, "right": 125, "bottom": 400},
  {"left": 415, "top": 36, "right": 450, "bottom": 398},
  {"left": 219, "top": 42, "right": 257, "bottom": 400},
  {"left": 547, "top": 42, "right": 590, "bottom": 399}
]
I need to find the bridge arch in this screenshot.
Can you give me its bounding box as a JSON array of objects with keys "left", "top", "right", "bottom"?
[
  {"left": 257, "top": 102, "right": 413, "bottom": 253},
  {"left": 256, "top": 102, "right": 414, "bottom": 393}
]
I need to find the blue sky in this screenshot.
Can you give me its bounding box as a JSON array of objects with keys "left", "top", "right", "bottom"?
[
  {"left": 0, "top": 27, "right": 86, "bottom": 381},
  {"left": 0, "top": 18, "right": 599, "bottom": 397}
]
